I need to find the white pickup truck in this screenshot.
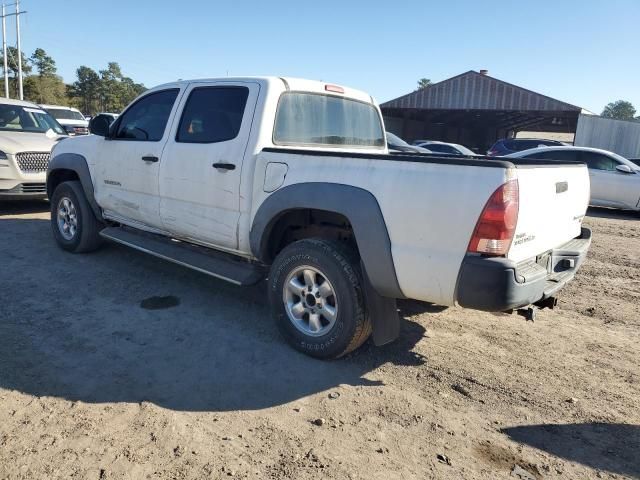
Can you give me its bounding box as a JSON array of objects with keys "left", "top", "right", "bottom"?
[{"left": 46, "top": 77, "right": 592, "bottom": 359}]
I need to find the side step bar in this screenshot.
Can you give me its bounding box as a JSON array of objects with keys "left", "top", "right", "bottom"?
[{"left": 99, "top": 226, "right": 265, "bottom": 286}]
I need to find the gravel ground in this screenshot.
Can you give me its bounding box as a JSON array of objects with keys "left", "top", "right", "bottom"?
[{"left": 0, "top": 201, "right": 638, "bottom": 480}]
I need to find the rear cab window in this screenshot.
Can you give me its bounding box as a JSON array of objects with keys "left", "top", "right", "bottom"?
[{"left": 273, "top": 92, "right": 385, "bottom": 149}]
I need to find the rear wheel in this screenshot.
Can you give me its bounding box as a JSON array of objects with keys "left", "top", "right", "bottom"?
[
  {"left": 50, "top": 181, "right": 103, "bottom": 253},
  {"left": 268, "top": 238, "right": 372, "bottom": 359}
]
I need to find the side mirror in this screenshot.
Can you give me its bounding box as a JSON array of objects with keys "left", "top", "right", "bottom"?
[
  {"left": 89, "top": 116, "right": 111, "bottom": 137},
  {"left": 615, "top": 164, "right": 634, "bottom": 174},
  {"left": 63, "top": 125, "right": 75, "bottom": 135}
]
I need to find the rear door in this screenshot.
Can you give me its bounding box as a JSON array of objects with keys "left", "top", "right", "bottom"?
[
  {"left": 159, "top": 81, "right": 260, "bottom": 249},
  {"left": 579, "top": 151, "right": 640, "bottom": 209}
]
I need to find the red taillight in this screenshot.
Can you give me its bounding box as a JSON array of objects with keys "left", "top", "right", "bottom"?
[{"left": 468, "top": 179, "right": 519, "bottom": 256}]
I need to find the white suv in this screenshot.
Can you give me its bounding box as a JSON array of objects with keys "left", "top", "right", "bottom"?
[
  {"left": 40, "top": 104, "right": 89, "bottom": 136},
  {"left": 0, "top": 98, "right": 67, "bottom": 199}
]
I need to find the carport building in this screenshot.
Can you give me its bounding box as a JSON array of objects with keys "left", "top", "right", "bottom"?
[{"left": 381, "top": 70, "right": 583, "bottom": 153}]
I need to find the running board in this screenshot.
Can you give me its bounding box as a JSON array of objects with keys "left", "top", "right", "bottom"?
[{"left": 99, "top": 226, "right": 265, "bottom": 286}]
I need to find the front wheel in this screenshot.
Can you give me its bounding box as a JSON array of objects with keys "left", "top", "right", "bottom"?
[
  {"left": 268, "top": 239, "right": 372, "bottom": 359},
  {"left": 50, "top": 180, "right": 103, "bottom": 253}
]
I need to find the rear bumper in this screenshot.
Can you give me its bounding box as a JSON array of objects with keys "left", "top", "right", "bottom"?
[{"left": 456, "top": 227, "right": 591, "bottom": 311}]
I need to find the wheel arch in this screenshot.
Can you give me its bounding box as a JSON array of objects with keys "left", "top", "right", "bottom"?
[
  {"left": 250, "top": 182, "right": 403, "bottom": 298},
  {"left": 47, "top": 153, "right": 102, "bottom": 221}
]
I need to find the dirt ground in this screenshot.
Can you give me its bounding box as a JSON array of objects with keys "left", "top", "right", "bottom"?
[{"left": 0, "top": 201, "right": 638, "bottom": 480}]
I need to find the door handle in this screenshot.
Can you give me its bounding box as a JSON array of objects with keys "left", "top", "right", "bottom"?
[
  {"left": 212, "top": 162, "right": 236, "bottom": 171},
  {"left": 142, "top": 156, "right": 159, "bottom": 163}
]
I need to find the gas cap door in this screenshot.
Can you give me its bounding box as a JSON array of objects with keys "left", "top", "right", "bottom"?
[{"left": 263, "top": 162, "right": 288, "bottom": 192}]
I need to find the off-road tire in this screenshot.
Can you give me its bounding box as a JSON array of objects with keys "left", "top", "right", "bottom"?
[
  {"left": 268, "top": 238, "right": 372, "bottom": 359},
  {"left": 50, "top": 180, "right": 103, "bottom": 253}
]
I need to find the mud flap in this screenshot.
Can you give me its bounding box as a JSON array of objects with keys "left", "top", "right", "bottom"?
[{"left": 361, "top": 262, "right": 400, "bottom": 346}]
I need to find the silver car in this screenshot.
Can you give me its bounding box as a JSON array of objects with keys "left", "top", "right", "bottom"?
[{"left": 508, "top": 146, "right": 640, "bottom": 212}]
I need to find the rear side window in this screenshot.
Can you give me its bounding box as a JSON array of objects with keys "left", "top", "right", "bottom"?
[
  {"left": 115, "top": 89, "right": 179, "bottom": 141},
  {"left": 580, "top": 152, "right": 617, "bottom": 171},
  {"left": 177, "top": 87, "right": 249, "bottom": 143},
  {"left": 273, "top": 92, "right": 385, "bottom": 148}
]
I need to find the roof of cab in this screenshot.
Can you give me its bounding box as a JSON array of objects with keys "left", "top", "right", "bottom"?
[{"left": 147, "top": 76, "right": 375, "bottom": 104}]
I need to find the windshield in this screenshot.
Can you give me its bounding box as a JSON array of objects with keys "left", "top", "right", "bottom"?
[
  {"left": 274, "top": 93, "right": 385, "bottom": 148},
  {"left": 0, "top": 104, "right": 66, "bottom": 134},
  {"left": 46, "top": 108, "right": 85, "bottom": 121},
  {"left": 386, "top": 132, "right": 410, "bottom": 147}
]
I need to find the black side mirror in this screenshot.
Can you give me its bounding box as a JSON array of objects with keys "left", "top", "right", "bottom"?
[
  {"left": 89, "top": 116, "right": 110, "bottom": 137},
  {"left": 63, "top": 125, "right": 75, "bottom": 135}
]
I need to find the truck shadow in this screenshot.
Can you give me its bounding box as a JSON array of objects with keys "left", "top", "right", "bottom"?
[
  {"left": 0, "top": 216, "right": 430, "bottom": 412},
  {"left": 502, "top": 423, "right": 640, "bottom": 478}
]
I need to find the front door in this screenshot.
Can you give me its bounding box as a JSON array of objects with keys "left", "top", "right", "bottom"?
[
  {"left": 94, "top": 88, "right": 181, "bottom": 230},
  {"left": 580, "top": 151, "right": 640, "bottom": 209},
  {"left": 159, "top": 81, "right": 259, "bottom": 249}
]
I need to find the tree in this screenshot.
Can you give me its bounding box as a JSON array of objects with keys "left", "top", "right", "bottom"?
[
  {"left": 601, "top": 100, "right": 636, "bottom": 120},
  {"left": 0, "top": 46, "right": 32, "bottom": 97},
  {"left": 30, "top": 48, "right": 56, "bottom": 77},
  {"left": 23, "top": 48, "right": 69, "bottom": 104},
  {"left": 24, "top": 74, "right": 68, "bottom": 104},
  {"left": 67, "top": 62, "right": 145, "bottom": 115},
  {"left": 416, "top": 78, "right": 432, "bottom": 90},
  {"left": 68, "top": 65, "right": 101, "bottom": 114},
  {"left": 120, "top": 76, "right": 146, "bottom": 106},
  {"left": 99, "top": 62, "right": 124, "bottom": 112}
]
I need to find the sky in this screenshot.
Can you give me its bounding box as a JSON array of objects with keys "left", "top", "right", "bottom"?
[{"left": 7, "top": 0, "right": 640, "bottom": 113}]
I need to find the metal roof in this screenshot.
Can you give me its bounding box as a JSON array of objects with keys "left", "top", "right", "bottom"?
[{"left": 381, "top": 70, "right": 582, "bottom": 112}]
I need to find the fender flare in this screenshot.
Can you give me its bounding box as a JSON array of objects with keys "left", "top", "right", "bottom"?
[
  {"left": 250, "top": 182, "right": 404, "bottom": 299},
  {"left": 47, "top": 153, "right": 102, "bottom": 221}
]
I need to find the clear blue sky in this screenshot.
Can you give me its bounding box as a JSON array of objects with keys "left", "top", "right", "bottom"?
[{"left": 10, "top": 0, "right": 640, "bottom": 113}]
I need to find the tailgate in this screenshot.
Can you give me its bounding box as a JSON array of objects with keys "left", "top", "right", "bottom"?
[{"left": 508, "top": 164, "right": 589, "bottom": 263}]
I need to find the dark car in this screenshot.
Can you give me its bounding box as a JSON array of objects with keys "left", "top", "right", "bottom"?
[
  {"left": 629, "top": 158, "right": 640, "bottom": 167},
  {"left": 386, "top": 132, "right": 431, "bottom": 153},
  {"left": 487, "top": 138, "right": 565, "bottom": 156}
]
